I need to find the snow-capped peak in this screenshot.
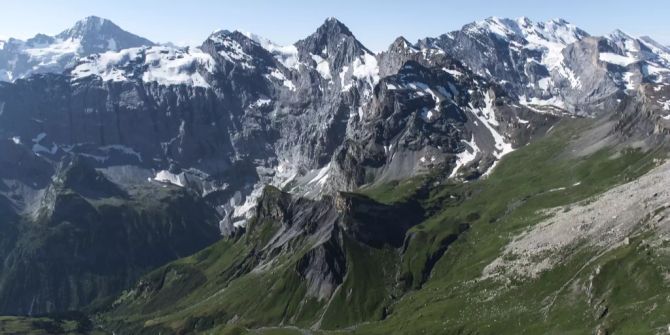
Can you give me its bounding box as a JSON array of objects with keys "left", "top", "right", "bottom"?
[
  {"left": 295, "top": 17, "right": 373, "bottom": 78},
  {"left": 318, "top": 17, "right": 355, "bottom": 38},
  {"left": 465, "top": 17, "right": 588, "bottom": 73},
  {"left": 0, "top": 16, "right": 153, "bottom": 82},
  {"left": 469, "top": 16, "right": 588, "bottom": 46},
  {"left": 55, "top": 15, "right": 153, "bottom": 53},
  {"left": 242, "top": 32, "right": 300, "bottom": 70},
  {"left": 202, "top": 30, "right": 264, "bottom": 70},
  {"left": 389, "top": 36, "right": 419, "bottom": 52},
  {"left": 607, "top": 29, "right": 634, "bottom": 42},
  {"left": 597, "top": 30, "right": 670, "bottom": 85},
  {"left": 467, "top": 16, "right": 521, "bottom": 39},
  {"left": 528, "top": 18, "right": 588, "bottom": 45},
  {"left": 58, "top": 16, "right": 109, "bottom": 39}
]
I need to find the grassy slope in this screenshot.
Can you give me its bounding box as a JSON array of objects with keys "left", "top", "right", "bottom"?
[
  {"left": 355, "top": 118, "right": 665, "bottom": 334},
  {"left": 106, "top": 117, "right": 666, "bottom": 334},
  {"left": 103, "top": 196, "right": 403, "bottom": 333},
  {"left": 0, "top": 314, "right": 106, "bottom": 335}
]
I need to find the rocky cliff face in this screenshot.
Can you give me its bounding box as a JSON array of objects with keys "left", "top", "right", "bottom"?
[
  {"left": 418, "top": 17, "right": 670, "bottom": 115},
  {"left": 104, "top": 185, "right": 426, "bottom": 333},
  {"left": 0, "top": 154, "right": 220, "bottom": 314},
  {"left": 0, "top": 17, "right": 553, "bottom": 235}
]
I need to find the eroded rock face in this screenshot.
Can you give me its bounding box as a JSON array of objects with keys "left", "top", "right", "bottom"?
[
  {"left": 0, "top": 17, "right": 560, "bottom": 235},
  {"left": 0, "top": 155, "right": 221, "bottom": 314}
]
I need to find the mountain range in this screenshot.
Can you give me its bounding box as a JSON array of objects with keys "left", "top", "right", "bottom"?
[{"left": 0, "top": 15, "right": 670, "bottom": 334}]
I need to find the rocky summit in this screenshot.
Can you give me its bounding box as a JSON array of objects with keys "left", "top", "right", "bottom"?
[{"left": 1, "top": 13, "right": 670, "bottom": 335}]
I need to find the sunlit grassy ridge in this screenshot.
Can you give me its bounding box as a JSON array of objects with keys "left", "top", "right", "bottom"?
[
  {"left": 102, "top": 118, "right": 666, "bottom": 334},
  {"left": 355, "top": 119, "right": 664, "bottom": 334}
]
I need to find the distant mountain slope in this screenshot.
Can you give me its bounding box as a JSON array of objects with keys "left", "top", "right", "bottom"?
[
  {"left": 0, "top": 16, "right": 153, "bottom": 81},
  {"left": 0, "top": 154, "right": 220, "bottom": 314}
]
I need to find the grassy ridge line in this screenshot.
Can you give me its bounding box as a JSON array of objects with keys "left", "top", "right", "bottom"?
[{"left": 354, "top": 118, "right": 664, "bottom": 334}]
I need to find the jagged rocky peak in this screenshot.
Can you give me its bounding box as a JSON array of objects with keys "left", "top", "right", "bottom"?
[
  {"left": 388, "top": 36, "right": 419, "bottom": 53},
  {"left": 603, "top": 29, "right": 670, "bottom": 61},
  {"left": 415, "top": 16, "right": 590, "bottom": 86},
  {"left": 57, "top": 16, "right": 113, "bottom": 38},
  {"left": 206, "top": 29, "right": 242, "bottom": 42},
  {"left": 204, "top": 29, "right": 264, "bottom": 53},
  {"left": 56, "top": 15, "right": 154, "bottom": 53},
  {"left": 308, "top": 17, "right": 359, "bottom": 45},
  {"left": 465, "top": 16, "right": 589, "bottom": 44},
  {"left": 608, "top": 28, "right": 634, "bottom": 41},
  {"left": 295, "top": 17, "right": 372, "bottom": 74},
  {"left": 201, "top": 28, "right": 277, "bottom": 71},
  {"left": 593, "top": 29, "right": 670, "bottom": 87},
  {"left": 377, "top": 36, "right": 425, "bottom": 77}
]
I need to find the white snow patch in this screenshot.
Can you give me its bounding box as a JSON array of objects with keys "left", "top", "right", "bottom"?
[
  {"left": 420, "top": 108, "right": 435, "bottom": 122},
  {"left": 518, "top": 94, "right": 566, "bottom": 113},
  {"left": 153, "top": 170, "right": 187, "bottom": 187},
  {"left": 243, "top": 32, "right": 301, "bottom": 70},
  {"left": 662, "top": 100, "right": 670, "bottom": 111},
  {"left": 538, "top": 77, "right": 551, "bottom": 90},
  {"left": 71, "top": 46, "right": 215, "bottom": 88},
  {"left": 231, "top": 185, "right": 266, "bottom": 220},
  {"left": 308, "top": 163, "right": 331, "bottom": 186},
  {"left": 339, "top": 65, "right": 352, "bottom": 91},
  {"left": 267, "top": 69, "right": 296, "bottom": 91},
  {"left": 449, "top": 135, "right": 480, "bottom": 178},
  {"left": 556, "top": 62, "right": 582, "bottom": 89},
  {"left": 251, "top": 98, "right": 272, "bottom": 108},
  {"left": 208, "top": 33, "right": 254, "bottom": 68},
  {"left": 350, "top": 53, "right": 379, "bottom": 87},
  {"left": 470, "top": 92, "right": 515, "bottom": 176},
  {"left": 24, "top": 37, "right": 82, "bottom": 67},
  {"left": 442, "top": 68, "right": 463, "bottom": 77},
  {"left": 478, "top": 91, "right": 499, "bottom": 126},
  {"left": 406, "top": 81, "right": 445, "bottom": 122},
  {"left": 622, "top": 72, "right": 636, "bottom": 90},
  {"left": 599, "top": 52, "right": 637, "bottom": 67},
  {"left": 311, "top": 54, "right": 331, "bottom": 80}
]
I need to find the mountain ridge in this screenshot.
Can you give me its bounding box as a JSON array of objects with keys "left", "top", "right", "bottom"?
[{"left": 0, "top": 14, "right": 670, "bottom": 335}]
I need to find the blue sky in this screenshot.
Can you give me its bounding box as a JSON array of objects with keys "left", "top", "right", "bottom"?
[{"left": 0, "top": 0, "right": 668, "bottom": 51}]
